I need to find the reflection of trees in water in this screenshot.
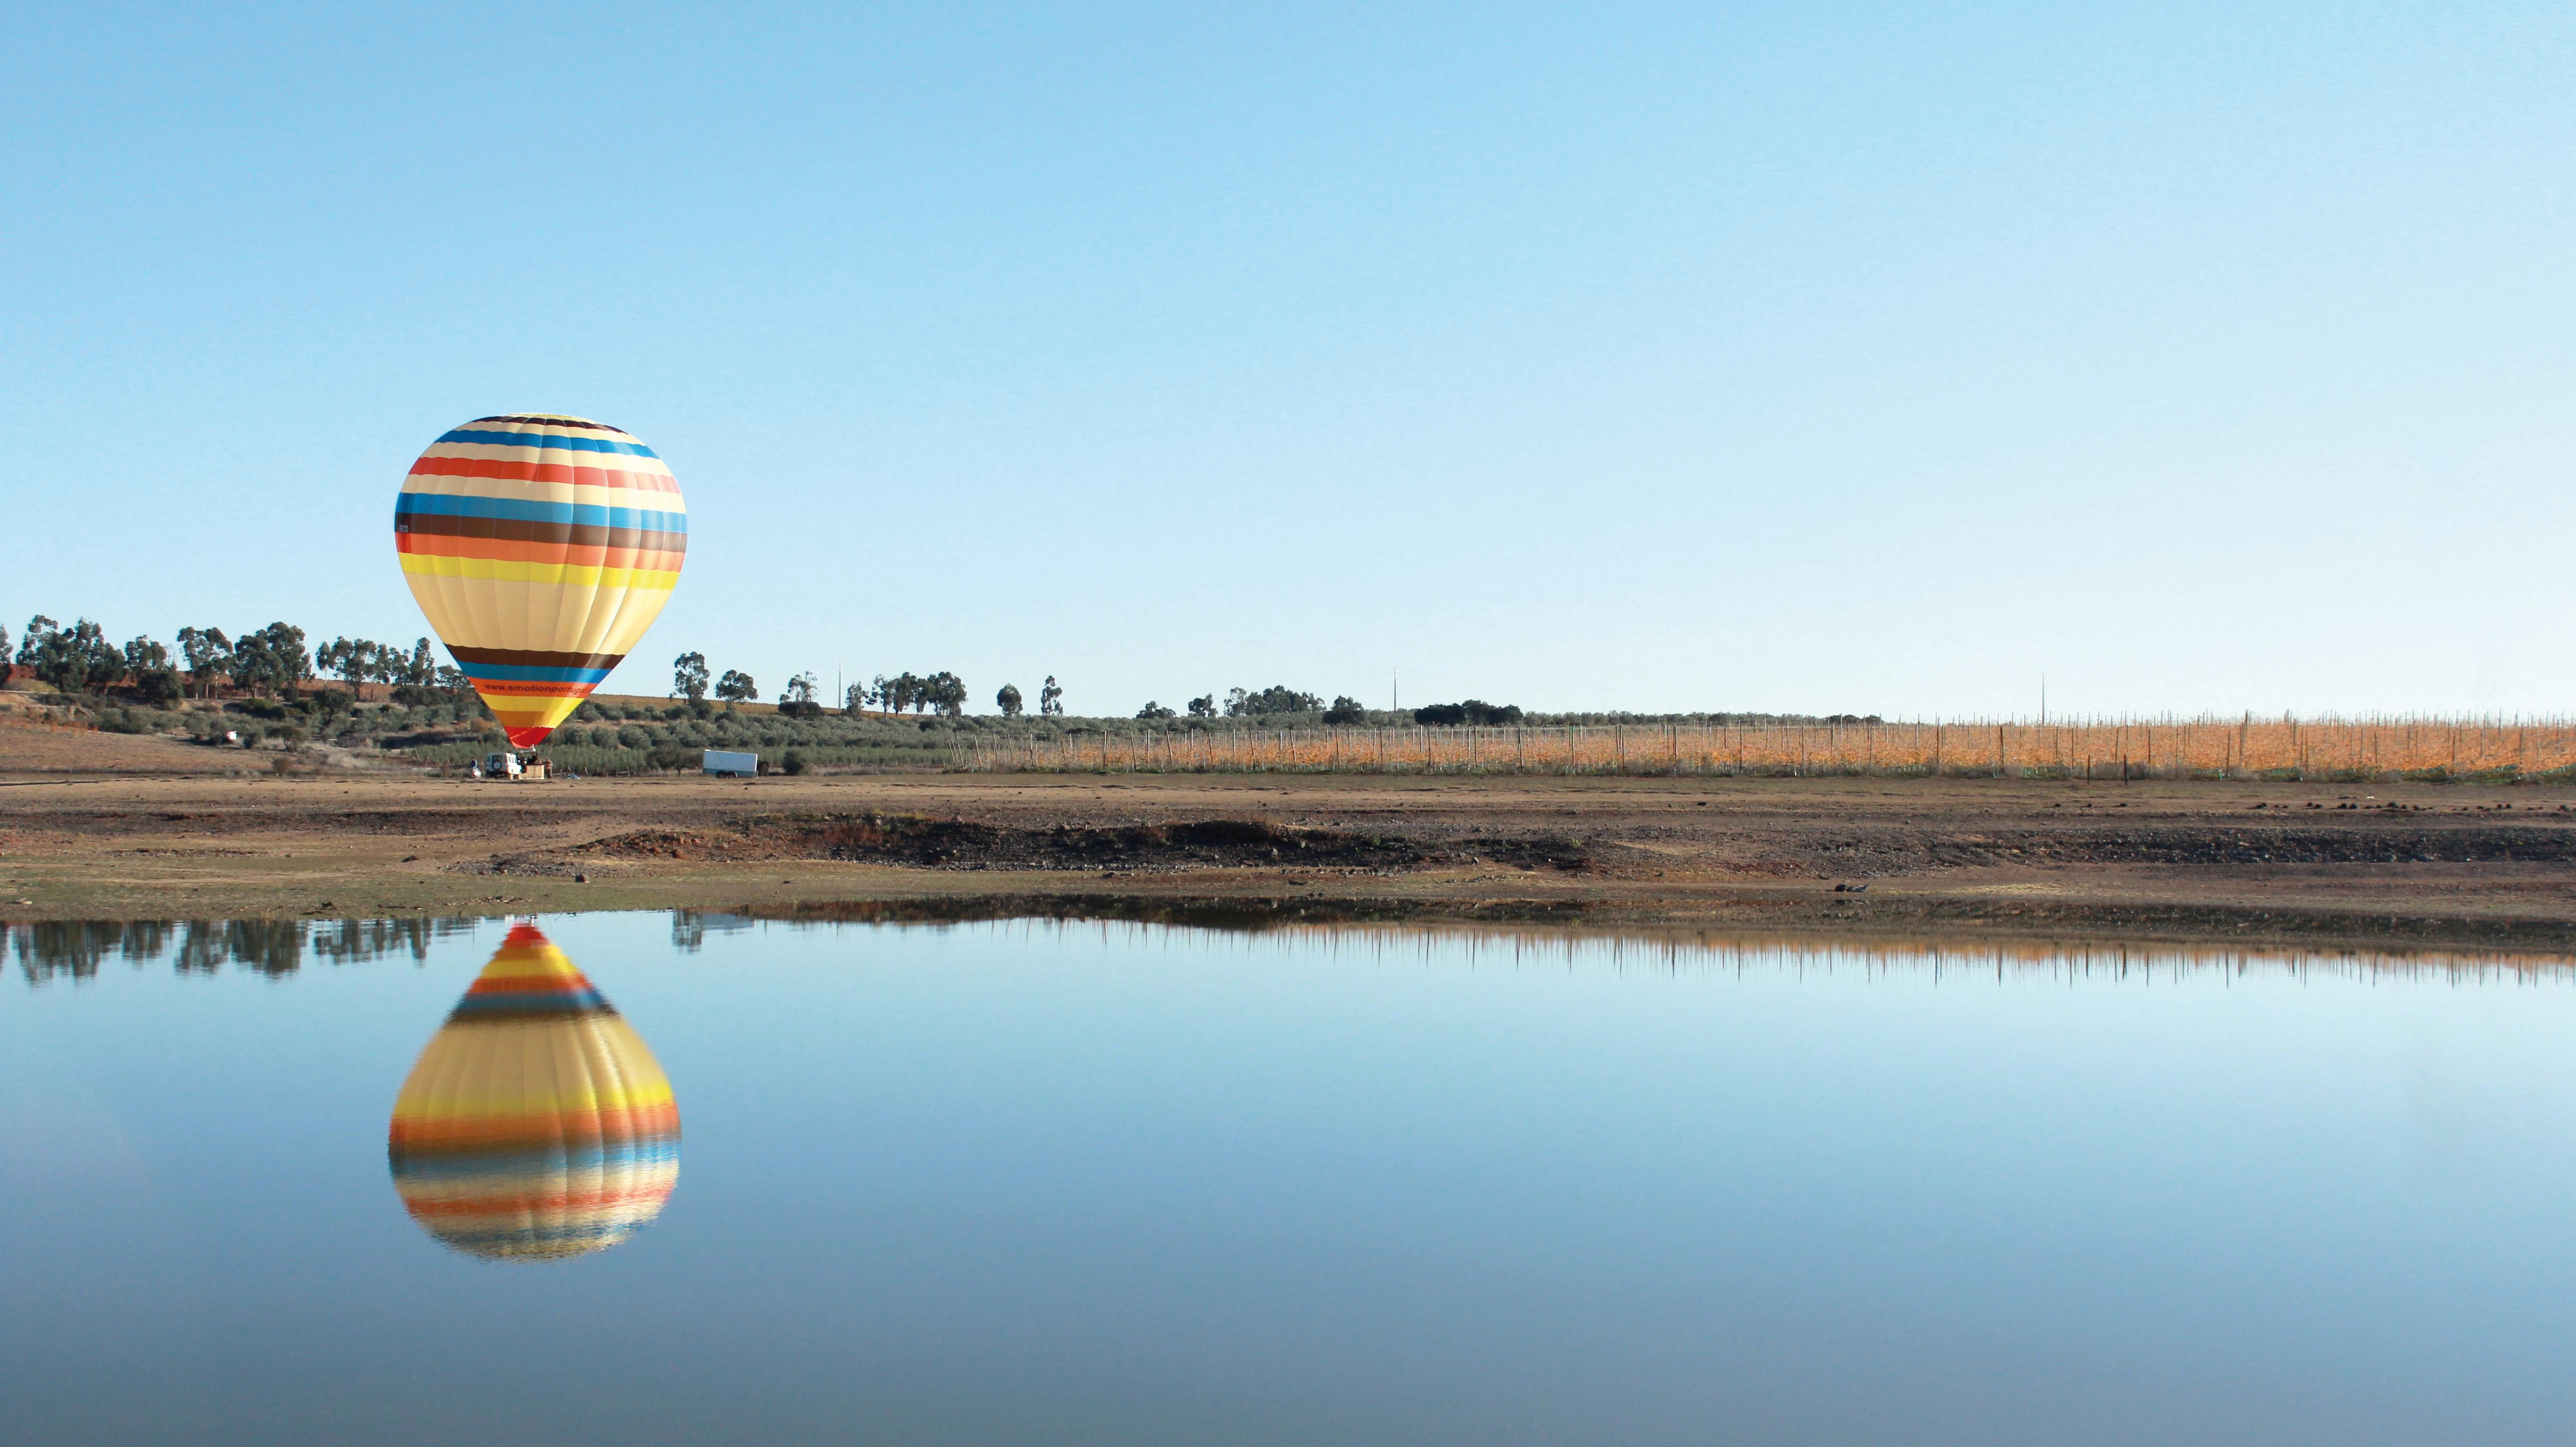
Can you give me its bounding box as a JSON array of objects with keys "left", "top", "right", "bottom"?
[
  {"left": 176, "top": 922, "right": 228, "bottom": 973},
  {"left": 669, "top": 909, "right": 757, "bottom": 953},
  {"left": 11, "top": 917, "right": 485, "bottom": 985},
  {"left": 15, "top": 923, "right": 125, "bottom": 982},
  {"left": 119, "top": 921, "right": 170, "bottom": 965},
  {"left": 223, "top": 921, "right": 308, "bottom": 977},
  {"left": 308, "top": 918, "right": 444, "bottom": 966}
]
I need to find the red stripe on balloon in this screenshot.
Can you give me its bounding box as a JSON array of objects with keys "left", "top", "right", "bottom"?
[{"left": 406, "top": 456, "right": 682, "bottom": 492}]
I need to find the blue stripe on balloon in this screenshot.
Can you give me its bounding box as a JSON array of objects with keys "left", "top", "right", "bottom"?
[
  {"left": 395, "top": 494, "right": 688, "bottom": 533},
  {"left": 436, "top": 428, "right": 661, "bottom": 458},
  {"left": 391, "top": 1142, "right": 681, "bottom": 1179},
  {"left": 452, "top": 661, "right": 616, "bottom": 685}
]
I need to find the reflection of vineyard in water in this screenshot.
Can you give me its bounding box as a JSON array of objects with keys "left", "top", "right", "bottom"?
[
  {"left": 10, "top": 917, "right": 485, "bottom": 985},
  {"left": 17, "top": 912, "right": 2576, "bottom": 987},
  {"left": 963, "top": 716, "right": 2576, "bottom": 782},
  {"left": 678, "top": 914, "right": 2576, "bottom": 983}
]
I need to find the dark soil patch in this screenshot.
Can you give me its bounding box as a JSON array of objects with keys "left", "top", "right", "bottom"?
[
  {"left": 727, "top": 893, "right": 1600, "bottom": 931},
  {"left": 573, "top": 812, "right": 1592, "bottom": 874},
  {"left": 1918, "top": 825, "right": 2576, "bottom": 869}
]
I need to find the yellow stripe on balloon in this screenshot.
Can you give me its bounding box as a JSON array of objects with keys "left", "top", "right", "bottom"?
[{"left": 397, "top": 554, "right": 683, "bottom": 590}]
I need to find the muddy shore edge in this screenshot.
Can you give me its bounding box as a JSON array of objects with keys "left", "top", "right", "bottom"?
[{"left": 4, "top": 770, "right": 2575, "bottom": 957}]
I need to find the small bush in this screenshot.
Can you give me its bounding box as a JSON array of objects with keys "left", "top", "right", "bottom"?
[{"left": 780, "top": 749, "right": 809, "bottom": 775}]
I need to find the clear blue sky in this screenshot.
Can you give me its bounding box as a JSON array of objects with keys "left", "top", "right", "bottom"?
[{"left": 5, "top": 3, "right": 2569, "bottom": 719}]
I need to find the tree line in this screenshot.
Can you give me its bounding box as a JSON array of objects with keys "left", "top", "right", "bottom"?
[
  {"left": 8, "top": 613, "right": 1530, "bottom": 730},
  {"left": 8, "top": 615, "right": 474, "bottom": 705},
  {"left": 668, "top": 652, "right": 1056, "bottom": 720}
]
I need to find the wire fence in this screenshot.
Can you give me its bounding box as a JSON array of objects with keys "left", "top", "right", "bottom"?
[{"left": 957, "top": 716, "right": 2576, "bottom": 782}]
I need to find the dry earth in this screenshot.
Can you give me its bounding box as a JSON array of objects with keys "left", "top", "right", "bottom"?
[{"left": 5, "top": 722, "right": 2576, "bottom": 955}]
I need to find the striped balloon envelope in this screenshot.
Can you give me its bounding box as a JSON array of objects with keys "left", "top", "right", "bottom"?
[
  {"left": 386, "top": 923, "right": 680, "bottom": 1262},
  {"left": 394, "top": 414, "right": 687, "bottom": 748}
]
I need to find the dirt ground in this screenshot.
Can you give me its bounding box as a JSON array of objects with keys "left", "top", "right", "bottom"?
[{"left": 5, "top": 740, "right": 2576, "bottom": 955}]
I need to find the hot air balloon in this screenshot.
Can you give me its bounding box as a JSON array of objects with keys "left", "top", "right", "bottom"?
[
  {"left": 394, "top": 414, "right": 688, "bottom": 748},
  {"left": 387, "top": 923, "right": 680, "bottom": 1261}
]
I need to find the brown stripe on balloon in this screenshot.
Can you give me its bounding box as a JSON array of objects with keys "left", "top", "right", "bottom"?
[
  {"left": 394, "top": 513, "right": 688, "bottom": 552},
  {"left": 470, "top": 414, "right": 636, "bottom": 436},
  {"left": 446, "top": 646, "right": 631, "bottom": 670}
]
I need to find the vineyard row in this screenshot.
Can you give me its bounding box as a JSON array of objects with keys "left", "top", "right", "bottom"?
[{"left": 956, "top": 717, "right": 2576, "bottom": 782}]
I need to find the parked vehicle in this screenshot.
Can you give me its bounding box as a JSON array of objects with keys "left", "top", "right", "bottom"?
[{"left": 702, "top": 749, "right": 757, "bottom": 779}]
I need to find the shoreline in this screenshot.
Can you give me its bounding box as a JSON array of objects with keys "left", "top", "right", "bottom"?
[{"left": 1, "top": 766, "right": 2572, "bottom": 955}]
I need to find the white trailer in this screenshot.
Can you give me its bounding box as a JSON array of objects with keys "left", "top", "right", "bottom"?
[{"left": 702, "top": 749, "right": 758, "bottom": 778}]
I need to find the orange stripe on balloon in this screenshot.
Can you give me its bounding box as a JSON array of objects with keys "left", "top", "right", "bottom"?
[{"left": 407, "top": 456, "right": 682, "bottom": 492}]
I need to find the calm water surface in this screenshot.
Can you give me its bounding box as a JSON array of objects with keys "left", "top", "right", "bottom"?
[{"left": 7, "top": 914, "right": 2576, "bottom": 1446}]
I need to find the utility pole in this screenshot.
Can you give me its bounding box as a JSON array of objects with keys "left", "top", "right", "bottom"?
[
  {"left": 2040, "top": 672, "right": 2047, "bottom": 728},
  {"left": 1392, "top": 670, "right": 1399, "bottom": 712}
]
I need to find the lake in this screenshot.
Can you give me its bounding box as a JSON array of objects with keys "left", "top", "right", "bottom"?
[{"left": 7, "top": 912, "right": 2575, "bottom": 1445}]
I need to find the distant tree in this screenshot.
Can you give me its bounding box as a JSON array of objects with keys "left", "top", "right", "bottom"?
[
  {"left": 714, "top": 669, "right": 758, "bottom": 704},
  {"left": 923, "top": 671, "right": 967, "bottom": 717},
  {"left": 1136, "top": 701, "right": 1176, "bottom": 720},
  {"left": 844, "top": 682, "right": 873, "bottom": 715},
  {"left": 14, "top": 616, "right": 56, "bottom": 685},
  {"left": 318, "top": 637, "right": 381, "bottom": 688},
  {"left": 228, "top": 623, "right": 311, "bottom": 697},
  {"left": 124, "top": 636, "right": 182, "bottom": 706},
  {"left": 400, "top": 639, "right": 438, "bottom": 687},
  {"left": 176, "top": 627, "right": 233, "bottom": 698},
  {"left": 672, "top": 651, "right": 710, "bottom": 701},
  {"left": 1414, "top": 700, "right": 1522, "bottom": 727},
  {"left": 995, "top": 683, "right": 1024, "bottom": 717},
  {"left": 1187, "top": 694, "right": 1215, "bottom": 718},
  {"left": 1226, "top": 685, "right": 1322, "bottom": 717},
  {"left": 20, "top": 617, "right": 124, "bottom": 694},
  {"left": 1322, "top": 695, "right": 1366, "bottom": 725},
  {"left": 778, "top": 673, "right": 822, "bottom": 718},
  {"left": 0, "top": 623, "right": 9, "bottom": 675},
  {"left": 1039, "top": 676, "right": 1063, "bottom": 717}
]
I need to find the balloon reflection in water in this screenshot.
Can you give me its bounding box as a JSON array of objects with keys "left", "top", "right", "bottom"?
[{"left": 387, "top": 924, "right": 679, "bottom": 1261}]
